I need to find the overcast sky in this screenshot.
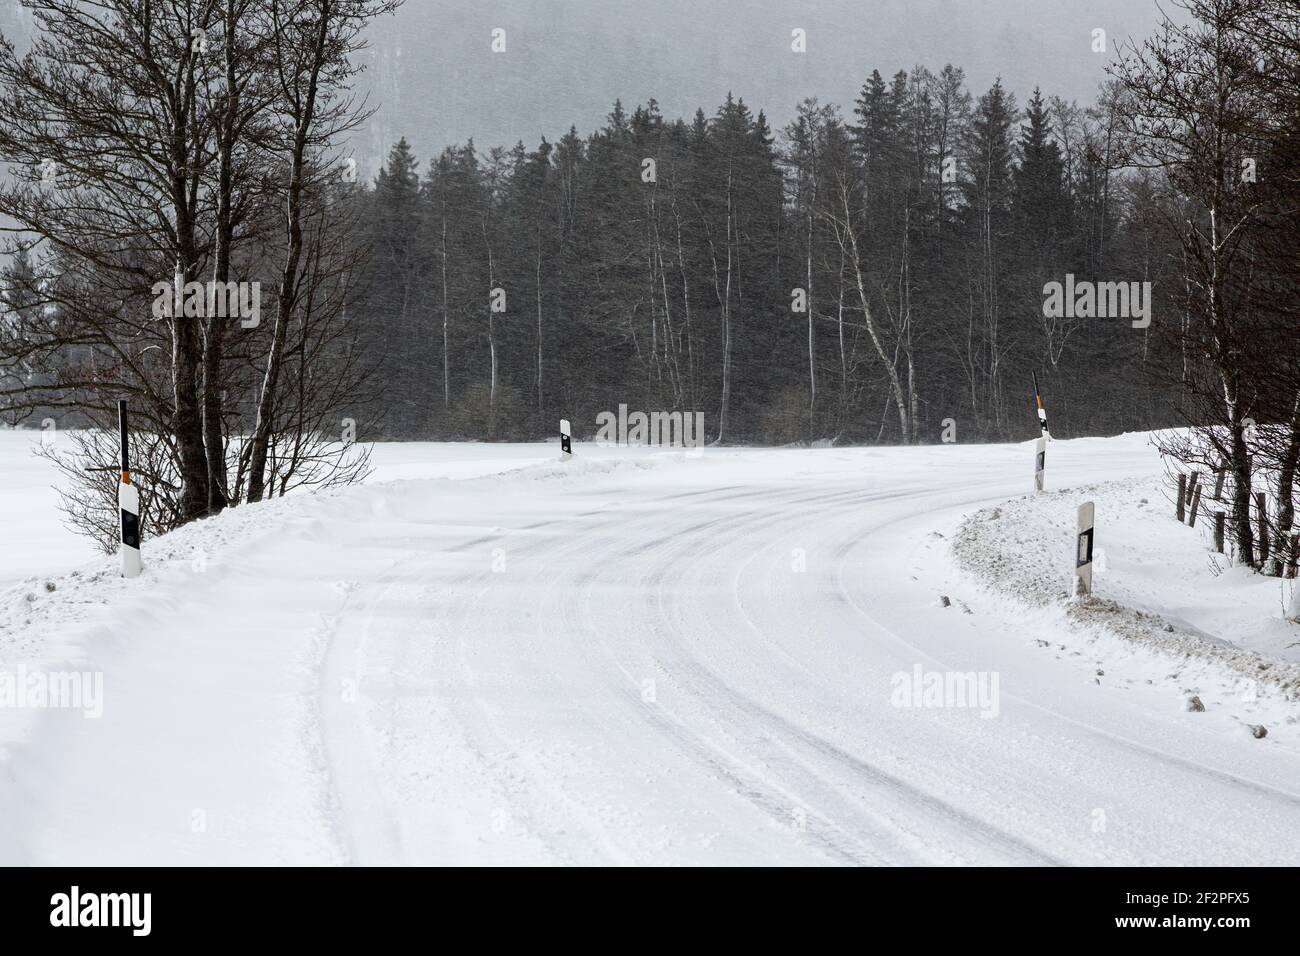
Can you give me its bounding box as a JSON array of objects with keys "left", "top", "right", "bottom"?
[
  {"left": 0, "top": 0, "right": 1176, "bottom": 175},
  {"left": 353, "top": 0, "right": 1173, "bottom": 173}
]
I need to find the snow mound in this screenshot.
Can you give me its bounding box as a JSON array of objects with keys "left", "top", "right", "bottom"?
[
  {"left": 953, "top": 477, "right": 1300, "bottom": 705},
  {"left": 0, "top": 452, "right": 666, "bottom": 666}
]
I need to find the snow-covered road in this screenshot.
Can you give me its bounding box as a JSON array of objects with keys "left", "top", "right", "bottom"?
[{"left": 3, "top": 435, "right": 1299, "bottom": 865}]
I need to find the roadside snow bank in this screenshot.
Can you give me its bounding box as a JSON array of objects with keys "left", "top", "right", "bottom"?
[
  {"left": 0, "top": 451, "right": 668, "bottom": 663},
  {"left": 954, "top": 476, "right": 1300, "bottom": 711},
  {"left": 0, "top": 450, "right": 674, "bottom": 863}
]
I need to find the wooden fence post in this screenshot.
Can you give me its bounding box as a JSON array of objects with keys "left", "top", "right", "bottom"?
[
  {"left": 1177, "top": 474, "right": 1186, "bottom": 522},
  {"left": 1214, "top": 512, "right": 1226, "bottom": 554},
  {"left": 1188, "top": 485, "right": 1203, "bottom": 528}
]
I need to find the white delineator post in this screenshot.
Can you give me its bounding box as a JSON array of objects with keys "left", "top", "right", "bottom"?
[
  {"left": 1032, "top": 370, "right": 1050, "bottom": 439},
  {"left": 1032, "top": 371, "right": 1049, "bottom": 494},
  {"left": 559, "top": 419, "right": 572, "bottom": 460},
  {"left": 118, "top": 399, "right": 142, "bottom": 578},
  {"left": 1287, "top": 574, "right": 1300, "bottom": 622},
  {"left": 1075, "top": 501, "right": 1095, "bottom": 598},
  {"left": 1034, "top": 437, "right": 1046, "bottom": 494}
]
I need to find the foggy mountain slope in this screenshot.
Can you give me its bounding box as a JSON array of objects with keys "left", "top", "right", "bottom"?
[
  {"left": 353, "top": 0, "right": 1171, "bottom": 173},
  {"left": 0, "top": 0, "right": 31, "bottom": 48},
  {"left": 0, "top": 1, "right": 1173, "bottom": 186}
]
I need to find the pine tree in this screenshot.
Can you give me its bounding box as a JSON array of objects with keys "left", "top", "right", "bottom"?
[
  {"left": 1014, "top": 88, "right": 1070, "bottom": 244},
  {"left": 961, "top": 79, "right": 1018, "bottom": 434},
  {"left": 1014, "top": 87, "right": 1074, "bottom": 369},
  {"left": 369, "top": 138, "right": 425, "bottom": 434}
]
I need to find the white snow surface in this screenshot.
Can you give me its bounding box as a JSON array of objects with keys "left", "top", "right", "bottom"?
[
  {"left": 1, "top": 428, "right": 1299, "bottom": 865},
  {"left": 0, "top": 430, "right": 87, "bottom": 588}
]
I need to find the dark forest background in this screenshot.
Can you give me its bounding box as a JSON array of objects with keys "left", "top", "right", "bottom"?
[
  {"left": 1, "top": 0, "right": 1296, "bottom": 565},
  {"left": 354, "top": 67, "right": 1177, "bottom": 444}
]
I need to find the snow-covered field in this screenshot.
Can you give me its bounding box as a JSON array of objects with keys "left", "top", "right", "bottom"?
[
  {"left": 2, "top": 428, "right": 1299, "bottom": 865},
  {"left": 0, "top": 431, "right": 88, "bottom": 588}
]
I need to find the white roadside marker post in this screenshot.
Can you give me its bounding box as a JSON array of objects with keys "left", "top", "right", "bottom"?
[
  {"left": 1075, "top": 501, "right": 1095, "bottom": 599},
  {"left": 1034, "top": 436, "right": 1046, "bottom": 494},
  {"left": 1031, "top": 371, "right": 1049, "bottom": 494},
  {"left": 559, "top": 418, "right": 572, "bottom": 461},
  {"left": 1032, "top": 370, "right": 1050, "bottom": 439},
  {"left": 118, "top": 400, "right": 142, "bottom": 578}
]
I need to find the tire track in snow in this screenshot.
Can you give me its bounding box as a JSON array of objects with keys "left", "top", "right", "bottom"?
[
  {"left": 330, "top": 481, "right": 803, "bottom": 863},
  {"left": 350, "top": 478, "right": 1060, "bottom": 863},
  {"left": 615, "top": 483, "right": 1065, "bottom": 865},
  {"left": 459, "top": 482, "right": 880, "bottom": 862},
  {"left": 322, "top": 461, "right": 1300, "bottom": 864},
  {"left": 501, "top": 479, "right": 1040, "bottom": 863},
  {"left": 315, "top": 571, "right": 411, "bottom": 865},
  {"left": 558, "top": 486, "right": 916, "bottom": 864}
]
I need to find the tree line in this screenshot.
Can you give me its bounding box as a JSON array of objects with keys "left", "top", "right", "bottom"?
[
  {"left": 356, "top": 67, "right": 1177, "bottom": 445},
  {"left": 1109, "top": 0, "right": 1300, "bottom": 579},
  {"left": 0, "top": 0, "right": 1297, "bottom": 569},
  {"left": 0, "top": 0, "right": 397, "bottom": 545}
]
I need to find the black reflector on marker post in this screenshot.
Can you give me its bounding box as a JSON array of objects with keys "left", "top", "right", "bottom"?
[
  {"left": 1075, "top": 501, "right": 1094, "bottom": 598},
  {"left": 118, "top": 399, "right": 142, "bottom": 578},
  {"left": 560, "top": 418, "right": 572, "bottom": 460},
  {"left": 1034, "top": 436, "right": 1046, "bottom": 494}
]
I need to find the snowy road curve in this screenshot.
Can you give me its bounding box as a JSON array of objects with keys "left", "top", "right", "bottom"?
[{"left": 3, "top": 438, "right": 1299, "bottom": 865}]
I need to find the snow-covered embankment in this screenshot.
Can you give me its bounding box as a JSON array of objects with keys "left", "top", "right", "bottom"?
[{"left": 953, "top": 474, "right": 1300, "bottom": 737}]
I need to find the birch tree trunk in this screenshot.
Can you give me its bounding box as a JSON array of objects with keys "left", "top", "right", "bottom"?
[
  {"left": 835, "top": 184, "right": 910, "bottom": 442},
  {"left": 247, "top": 0, "right": 333, "bottom": 502}
]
